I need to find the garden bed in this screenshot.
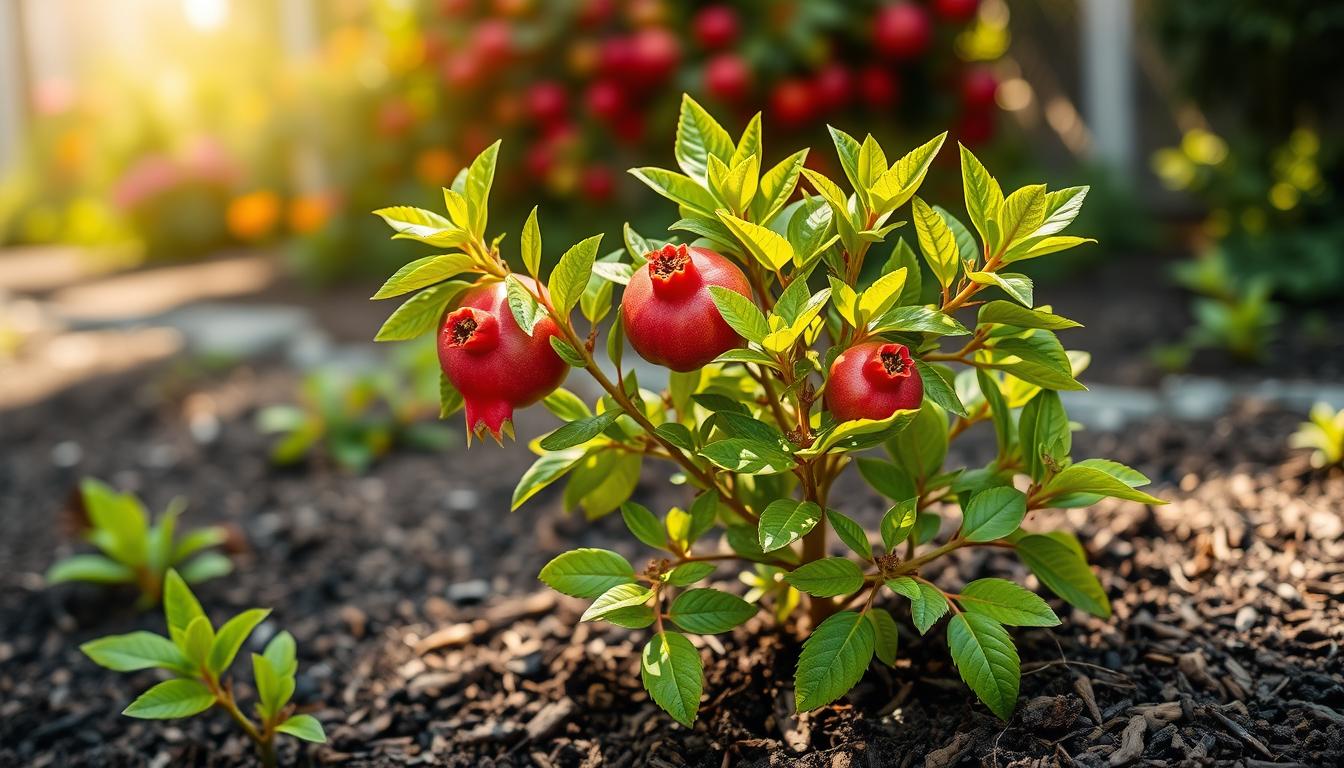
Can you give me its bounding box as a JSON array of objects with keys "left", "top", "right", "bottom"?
[{"left": 2, "top": 362, "right": 1342, "bottom": 766}]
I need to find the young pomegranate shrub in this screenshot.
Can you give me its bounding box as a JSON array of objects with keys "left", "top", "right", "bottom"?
[
  {"left": 371, "top": 95, "right": 1165, "bottom": 725},
  {"left": 80, "top": 571, "right": 326, "bottom": 766}
]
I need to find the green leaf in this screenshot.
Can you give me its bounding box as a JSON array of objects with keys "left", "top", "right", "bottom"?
[
  {"left": 1015, "top": 534, "right": 1111, "bottom": 618},
  {"left": 275, "top": 714, "right": 327, "bottom": 743},
  {"left": 856, "top": 133, "right": 888, "bottom": 189},
  {"left": 984, "top": 334, "right": 1085, "bottom": 391},
  {"left": 880, "top": 499, "right": 918, "bottom": 551},
  {"left": 1019, "top": 390, "right": 1071, "bottom": 481},
  {"left": 621, "top": 502, "right": 667, "bottom": 550},
  {"left": 911, "top": 197, "right": 959, "bottom": 290},
  {"left": 885, "top": 576, "right": 949, "bottom": 634},
  {"left": 977, "top": 301, "right": 1081, "bottom": 330},
  {"left": 374, "top": 281, "right": 469, "bottom": 342},
  {"left": 959, "top": 579, "right": 1060, "bottom": 627},
  {"left": 550, "top": 336, "right": 587, "bottom": 367},
  {"left": 252, "top": 654, "right": 291, "bottom": 719},
  {"left": 666, "top": 562, "right": 716, "bottom": 586},
  {"left": 717, "top": 211, "right": 795, "bottom": 272},
  {"left": 463, "top": 140, "right": 500, "bottom": 235},
  {"left": 505, "top": 274, "right": 545, "bottom": 336},
  {"left": 750, "top": 149, "right": 809, "bottom": 224},
  {"left": 688, "top": 492, "right": 718, "bottom": 543},
  {"left": 372, "top": 206, "right": 469, "bottom": 248},
  {"left": 207, "top": 608, "right": 270, "bottom": 676},
  {"left": 885, "top": 400, "right": 948, "bottom": 482},
  {"left": 968, "top": 271, "right": 1033, "bottom": 307},
  {"left": 549, "top": 234, "right": 603, "bottom": 316},
  {"left": 707, "top": 285, "right": 769, "bottom": 343},
  {"left": 936, "top": 205, "right": 980, "bottom": 265},
  {"left": 995, "top": 184, "right": 1047, "bottom": 252},
  {"left": 757, "top": 500, "right": 822, "bottom": 552},
  {"left": 859, "top": 459, "right": 916, "bottom": 502},
  {"left": 867, "top": 608, "right": 900, "bottom": 666},
  {"left": 785, "top": 557, "right": 864, "bottom": 597},
  {"left": 708, "top": 154, "right": 759, "bottom": 215},
  {"left": 542, "top": 389, "right": 591, "bottom": 422},
  {"left": 732, "top": 112, "right": 762, "bottom": 167},
  {"left": 630, "top": 167, "right": 718, "bottom": 215},
  {"left": 947, "top": 613, "right": 1020, "bottom": 720},
  {"left": 654, "top": 422, "right": 696, "bottom": 452},
  {"left": 713, "top": 348, "right": 781, "bottom": 370},
  {"left": 977, "top": 371, "right": 1015, "bottom": 458},
  {"left": 123, "top": 679, "right": 216, "bottom": 720},
  {"left": 582, "top": 583, "right": 655, "bottom": 625},
  {"left": 914, "top": 512, "right": 941, "bottom": 545},
  {"left": 857, "top": 268, "right": 909, "bottom": 324},
  {"left": 521, "top": 206, "right": 542, "bottom": 277},
  {"left": 642, "top": 632, "right": 703, "bottom": 726},
  {"left": 1042, "top": 465, "right": 1165, "bottom": 506},
  {"left": 794, "top": 611, "right": 875, "bottom": 711},
  {"left": 961, "top": 487, "right": 1027, "bottom": 542},
  {"left": 827, "top": 509, "right": 873, "bottom": 560},
  {"left": 916, "top": 361, "right": 967, "bottom": 418},
  {"left": 669, "top": 588, "right": 757, "bottom": 633},
  {"left": 827, "top": 126, "right": 865, "bottom": 202},
  {"left": 539, "top": 408, "right": 623, "bottom": 451},
  {"left": 172, "top": 526, "right": 229, "bottom": 564},
  {"left": 46, "top": 554, "right": 136, "bottom": 585},
  {"left": 675, "top": 94, "right": 735, "bottom": 182},
  {"left": 80, "top": 479, "right": 149, "bottom": 566},
  {"left": 538, "top": 548, "right": 636, "bottom": 599},
  {"left": 442, "top": 187, "right": 470, "bottom": 229},
  {"left": 512, "top": 449, "right": 584, "bottom": 510},
  {"left": 1006, "top": 235, "right": 1096, "bottom": 263},
  {"left": 163, "top": 569, "right": 205, "bottom": 646},
  {"left": 1035, "top": 186, "right": 1089, "bottom": 237},
  {"left": 182, "top": 615, "right": 214, "bottom": 666},
  {"left": 868, "top": 306, "right": 969, "bottom": 336},
  {"left": 177, "top": 552, "right": 233, "bottom": 584},
  {"left": 868, "top": 132, "right": 948, "bottom": 212},
  {"left": 371, "top": 254, "right": 476, "bottom": 300},
  {"left": 700, "top": 438, "right": 796, "bottom": 475},
  {"left": 263, "top": 631, "right": 298, "bottom": 679},
  {"left": 81, "top": 632, "right": 191, "bottom": 674},
  {"left": 958, "top": 143, "right": 1003, "bottom": 246}
]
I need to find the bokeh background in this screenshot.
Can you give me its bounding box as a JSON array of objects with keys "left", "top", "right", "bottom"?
[{"left": 1, "top": 0, "right": 1340, "bottom": 413}]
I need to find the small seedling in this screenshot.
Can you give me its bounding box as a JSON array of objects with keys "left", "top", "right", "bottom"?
[
  {"left": 81, "top": 570, "right": 326, "bottom": 767},
  {"left": 1290, "top": 402, "right": 1344, "bottom": 469},
  {"left": 47, "top": 478, "right": 232, "bottom": 608},
  {"left": 258, "top": 341, "right": 453, "bottom": 472},
  {"left": 371, "top": 96, "right": 1164, "bottom": 726}
]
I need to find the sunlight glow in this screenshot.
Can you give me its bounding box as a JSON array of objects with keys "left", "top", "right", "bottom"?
[{"left": 182, "top": 0, "right": 229, "bottom": 31}]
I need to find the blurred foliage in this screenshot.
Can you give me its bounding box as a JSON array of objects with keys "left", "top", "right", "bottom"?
[
  {"left": 1291, "top": 403, "right": 1344, "bottom": 470},
  {"left": 256, "top": 339, "right": 454, "bottom": 472},
  {"left": 1149, "top": 3, "right": 1344, "bottom": 305},
  {"left": 3, "top": 0, "right": 1011, "bottom": 283}
]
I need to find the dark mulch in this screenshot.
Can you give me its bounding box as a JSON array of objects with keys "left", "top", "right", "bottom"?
[{"left": 2, "top": 363, "right": 1342, "bottom": 767}]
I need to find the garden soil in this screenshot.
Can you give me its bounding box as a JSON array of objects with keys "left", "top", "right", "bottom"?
[{"left": 2, "top": 363, "right": 1342, "bottom": 767}]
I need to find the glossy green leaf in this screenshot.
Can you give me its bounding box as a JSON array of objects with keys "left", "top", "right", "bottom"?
[
  {"left": 669, "top": 588, "right": 757, "bottom": 633},
  {"left": 539, "top": 408, "right": 623, "bottom": 451},
  {"left": 538, "top": 548, "right": 636, "bottom": 599},
  {"left": 1015, "top": 534, "right": 1110, "bottom": 618},
  {"left": 880, "top": 499, "right": 918, "bottom": 551},
  {"left": 81, "top": 632, "right": 191, "bottom": 674},
  {"left": 122, "top": 679, "right": 215, "bottom": 720},
  {"left": 827, "top": 509, "right": 873, "bottom": 560},
  {"left": 371, "top": 254, "right": 475, "bottom": 300},
  {"left": 621, "top": 502, "right": 667, "bottom": 550},
  {"left": 207, "top": 608, "right": 270, "bottom": 676},
  {"left": 642, "top": 632, "right": 703, "bottom": 726},
  {"left": 885, "top": 576, "right": 949, "bottom": 634},
  {"left": 961, "top": 487, "right": 1027, "bottom": 542},
  {"left": 785, "top": 557, "right": 864, "bottom": 597},
  {"left": 374, "top": 282, "right": 470, "bottom": 342},
  {"left": 867, "top": 608, "right": 900, "bottom": 666},
  {"left": 276, "top": 714, "right": 327, "bottom": 743},
  {"left": 959, "top": 578, "right": 1060, "bottom": 627},
  {"left": 794, "top": 611, "right": 874, "bottom": 711},
  {"left": 947, "top": 613, "right": 1020, "bottom": 720},
  {"left": 757, "top": 500, "right": 822, "bottom": 552},
  {"left": 707, "top": 286, "right": 769, "bottom": 343},
  {"left": 549, "top": 234, "right": 603, "bottom": 316}
]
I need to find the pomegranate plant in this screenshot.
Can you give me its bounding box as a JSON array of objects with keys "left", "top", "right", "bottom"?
[{"left": 371, "top": 95, "right": 1163, "bottom": 725}]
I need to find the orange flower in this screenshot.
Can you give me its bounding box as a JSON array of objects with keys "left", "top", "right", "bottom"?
[
  {"left": 415, "top": 148, "right": 457, "bottom": 186},
  {"left": 227, "top": 191, "right": 281, "bottom": 242},
  {"left": 288, "top": 194, "right": 330, "bottom": 235}
]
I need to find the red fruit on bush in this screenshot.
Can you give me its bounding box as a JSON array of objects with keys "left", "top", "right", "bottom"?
[
  {"left": 444, "top": 51, "right": 484, "bottom": 89},
  {"left": 874, "top": 3, "right": 931, "bottom": 60},
  {"left": 771, "top": 79, "right": 815, "bottom": 127},
  {"left": 525, "top": 142, "right": 555, "bottom": 179},
  {"left": 581, "top": 165, "right": 615, "bottom": 201},
  {"left": 693, "top": 5, "right": 739, "bottom": 49},
  {"left": 474, "top": 19, "right": 513, "bottom": 64},
  {"left": 961, "top": 66, "right": 998, "bottom": 109},
  {"left": 813, "top": 64, "right": 853, "bottom": 112},
  {"left": 611, "top": 110, "right": 646, "bottom": 144},
  {"left": 826, "top": 342, "right": 924, "bottom": 422},
  {"left": 621, "top": 244, "right": 752, "bottom": 372},
  {"left": 956, "top": 108, "right": 995, "bottom": 146},
  {"left": 628, "top": 27, "right": 681, "bottom": 84},
  {"left": 933, "top": 0, "right": 978, "bottom": 23},
  {"left": 585, "top": 79, "right": 625, "bottom": 121},
  {"left": 438, "top": 278, "right": 568, "bottom": 442},
  {"left": 599, "top": 36, "right": 634, "bottom": 75},
  {"left": 857, "top": 65, "right": 901, "bottom": 109},
  {"left": 527, "top": 81, "right": 568, "bottom": 125},
  {"left": 704, "top": 53, "right": 751, "bottom": 103},
  {"left": 577, "top": 0, "right": 616, "bottom": 27}
]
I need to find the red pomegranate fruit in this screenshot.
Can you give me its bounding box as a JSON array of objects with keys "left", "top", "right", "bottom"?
[
  {"left": 621, "top": 244, "right": 752, "bottom": 372},
  {"left": 874, "top": 3, "right": 931, "bottom": 60},
  {"left": 933, "top": 0, "right": 979, "bottom": 23},
  {"left": 705, "top": 53, "right": 751, "bottom": 103},
  {"left": 826, "top": 342, "right": 924, "bottom": 422},
  {"left": 438, "top": 278, "right": 568, "bottom": 442},
  {"left": 693, "top": 5, "right": 740, "bottom": 49}
]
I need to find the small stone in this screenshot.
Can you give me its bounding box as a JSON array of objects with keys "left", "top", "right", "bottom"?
[
  {"left": 1234, "top": 605, "right": 1259, "bottom": 632},
  {"left": 50, "top": 441, "right": 82, "bottom": 467},
  {"left": 339, "top": 605, "right": 368, "bottom": 638},
  {"left": 446, "top": 579, "right": 490, "bottom": 605},
  {"left": 414, "top": 624, "right": 474, "bottom": 655}
]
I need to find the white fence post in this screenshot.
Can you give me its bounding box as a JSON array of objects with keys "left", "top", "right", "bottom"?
[{"left": 1080, "top": 0, "right": 1135, "bottom": 176}]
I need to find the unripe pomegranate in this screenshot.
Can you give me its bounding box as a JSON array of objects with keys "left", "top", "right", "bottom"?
[
  {"left": 438, "top": 278, "right": 567, "bottom": 441},
  {"left": 704, "top": 53, "right": 751, "bottom": 103},
  {"left": 933, "top": 0, "right": 978, "bottom": 23},
  {"left": 526, "top": 81, "right": 568, "bottom": 125},
  {"left": 874, "top": 3, "right": 931, "bottom": 60},
  {"left": 826, "top": 342, "right": 924, "bottom": 422},
  {"left": 621, "top": 244, "right": 751, "bottom": 372},
  {"left": 961, "top": 66, "right": 998, "bottom": 109},
  {"left": 771, "top": 79, "right": 815, "bottom": 127},
  {"left": 693, "top": 5, "right": 739, "bottom": 49}
]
